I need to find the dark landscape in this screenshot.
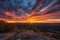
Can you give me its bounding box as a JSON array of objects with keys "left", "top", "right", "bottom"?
[{"left": 0, "top": 21, "right": 60, "bottom": 40}]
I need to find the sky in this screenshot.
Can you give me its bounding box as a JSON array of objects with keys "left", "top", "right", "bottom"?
[{"left": 0, "top": 0, "right": 60, "bottom": 22}]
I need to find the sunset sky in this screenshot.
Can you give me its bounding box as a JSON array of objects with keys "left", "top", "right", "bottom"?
[{"left": 0, "top": 0, "right": 60, "bottom": 23}]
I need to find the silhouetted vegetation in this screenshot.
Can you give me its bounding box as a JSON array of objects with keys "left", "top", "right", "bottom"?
[{"left": 0, "top": 21, "right": 17, "bottom": 33}]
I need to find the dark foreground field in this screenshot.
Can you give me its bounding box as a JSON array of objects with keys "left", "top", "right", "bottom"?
[{"left": 0, "top": 21, "right": 60, "bottom": 40}]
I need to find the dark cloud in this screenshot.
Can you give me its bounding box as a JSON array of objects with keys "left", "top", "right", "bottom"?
[{"left": 0, "top": 0, "right": 60, "bottom": 19}]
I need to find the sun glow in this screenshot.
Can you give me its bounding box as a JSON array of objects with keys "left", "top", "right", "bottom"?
[{"left": 5, "top": 19, "right": 60, "bottom": 23}]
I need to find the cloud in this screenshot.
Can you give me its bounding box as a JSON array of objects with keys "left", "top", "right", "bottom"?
[{"left": 0, "top": 0, "right": 60, "bottom": 21}]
